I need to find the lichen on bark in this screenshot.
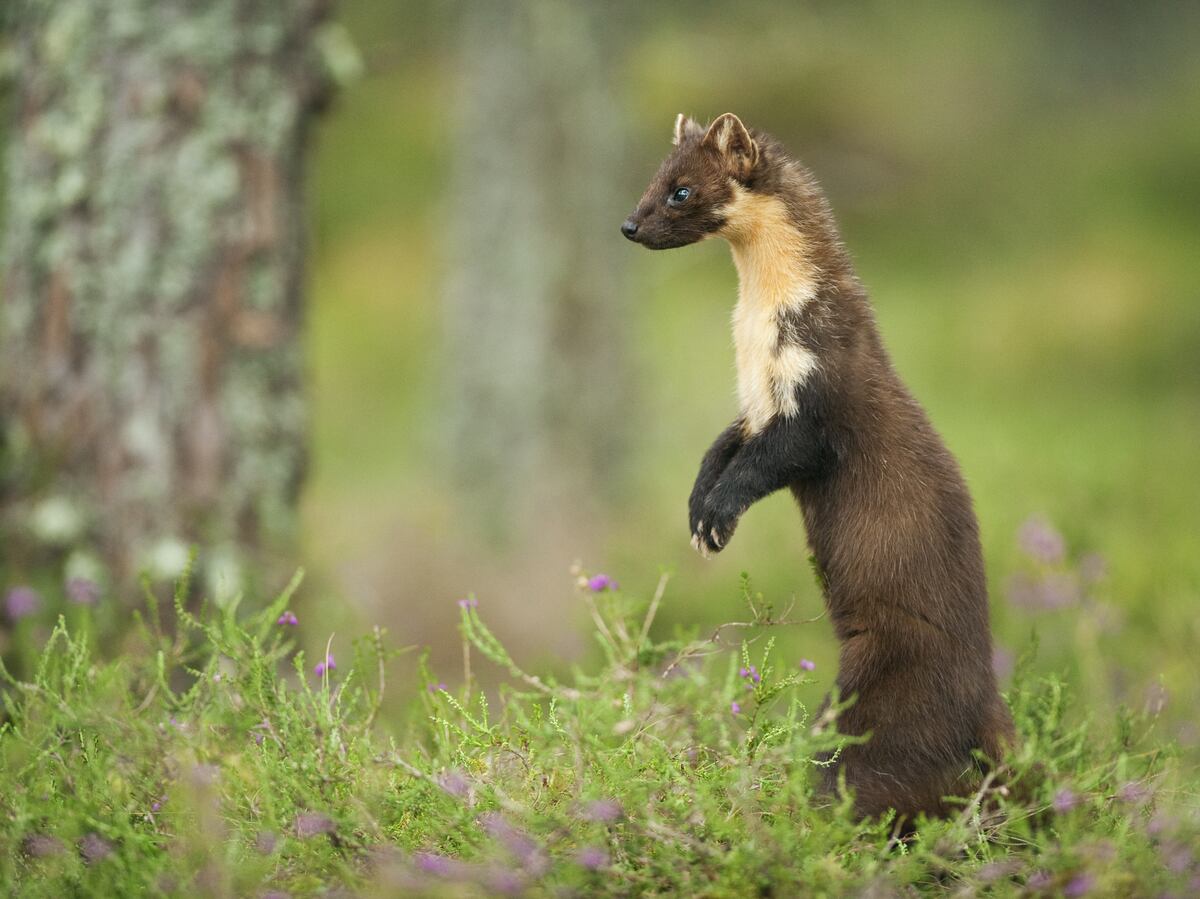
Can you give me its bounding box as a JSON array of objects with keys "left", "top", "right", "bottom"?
[{"left": 1, "top": 0, "right": 340, "bottom": 588}]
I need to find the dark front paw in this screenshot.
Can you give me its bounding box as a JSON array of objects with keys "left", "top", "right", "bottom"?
[
  {"left": 690, "top": 492, "right": 743, "bottom": 558},
  {"left": 688, "top": 481, "right": 709, "bottom": 538}
]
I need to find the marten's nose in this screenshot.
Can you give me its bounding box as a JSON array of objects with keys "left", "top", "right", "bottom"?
[{"left": 620, "top": 219, "right": 639, "bottom": 239}]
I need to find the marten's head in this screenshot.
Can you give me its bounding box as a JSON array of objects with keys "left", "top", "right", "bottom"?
[{"left": 621, "top": 113, "right": 760, "bottom": 250}]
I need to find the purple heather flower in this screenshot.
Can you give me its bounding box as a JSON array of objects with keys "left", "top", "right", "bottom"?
[
  {"left": 483, "top": 866, "right": 526, "bottom": 895},
  {"left": 457, "top": 597, "right": 478, "bottom": 609},
  {"left": 576, "top": 845, "right": 609, "bottom": 870},
  {"left": 1161, "top": 842, "right": 1193, "bottom": 874},
  {"left": 977, "top": 860, "right": 1020, "bottom": 883},
  {"left": 581, "top": 799, "right": 623, "bottom": 824},
  {"left": 1018, "top": 515, "right": 1066, "bottom": 565},
  {"left": 1146, "top": 811, "right": 1178, "bottom": 836},
  {"left": 738, "top": 665, "right": 761, "bottom": 683},
  {"left": 587, "top": 574, "right": 617, "bottom": 592},
  {"left": 1005, "top": 572, "right": 1041, "bottom": 609},
  {"left": 164, "top": 715, "right": 188, "bottom": 734},
  {"left": 22, "top": 834, "right": 65, "bottom": 858},
  {"left": 1063, "top": 872, "right": 1095, "bottom": 897},
  {"left": 1007, "top": 571, "right": 1079, "bottom": 611},
  {"left": 731, "top": 701, "right": 741, "bottom": 716},
  {"left": 66, "top": 577, "right": 101, "bottom": 605},
  {"left": 78, "top": 832, "right": 113, "bottom": 864},
  {"left": 414, "top": 851, "right": 457, "bottom": 877},
  {"left": 427, "top": 681, "right": 448, "bottom": 693},
  {"left": 1117, "top": 781, "right": 1151, "bottom": 805},
  {"left": 255, "top": 831, "right": 278, "bottom": 855},
  {"left": 1052, "top": 787, "right": 1080, "bottom": 813},
  {"left": 439, "top": 770, "right": 470, "bottom": 799},
  {"left": 151, "top": 795, "right": 165, "bottom": 813},
  {"left": 992, "top": 646, "right": 1015, "bottom": 680},
  {"left": 251, "top": 720, "right": 271, "bottom": 746},
  {"left": 1027, "top": 871, "right": 1053, "bottom": 891},
  {"left": 314, "top": 654, "right": 336, "bottom": 677},
  {"left": 277, "top": 610, "right": 298, "bottom": 626},
  {"left": 5, "top": 586, "right": 40, "bottom": 620},
  {"left": 295, "top": 812, "right": 336, "bottom": 838},
  {"left": 480, "top": 813, "right": 539, "bottom": 866},
  {"left": 1041, "top": 571, "right": 1081, "bottom": 608},
  {"left": 799, "top": 658, "right": 816, "bottom": 671}
]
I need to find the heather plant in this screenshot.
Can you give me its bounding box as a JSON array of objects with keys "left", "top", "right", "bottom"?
[{"left": 1, "top": 562, "right": 1197, "bottom": 897}]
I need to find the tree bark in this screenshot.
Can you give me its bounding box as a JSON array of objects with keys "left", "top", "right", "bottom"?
[
  {"left": 442, "top": 0, "right": 630, "bottom": 540},
  {"left": 1, "top": 0, "right": 334, "bottom": 590}
]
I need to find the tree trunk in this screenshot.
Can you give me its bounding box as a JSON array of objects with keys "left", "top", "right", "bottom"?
[
  {"left": 1, "top": 0, "right": 334, "bottom": 591},
  {"left": 442, "top": 0, "right": 630, "bottom": 540}
]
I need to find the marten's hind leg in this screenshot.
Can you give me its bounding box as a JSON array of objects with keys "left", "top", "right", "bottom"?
[
  {"left": 825, "top": 734, "right": 966, "bottom": 823},
  {"left": 979, "top": 693, "right": 1017, "bottom": 765}
]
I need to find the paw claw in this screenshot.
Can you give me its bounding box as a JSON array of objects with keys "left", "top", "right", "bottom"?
[{"left": 710, "top": 527, "right": 723, "bottom": 548}]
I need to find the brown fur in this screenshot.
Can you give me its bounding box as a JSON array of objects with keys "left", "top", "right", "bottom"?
[{"left": 623, "top": 114, "right": 1015, "bottom": 822}]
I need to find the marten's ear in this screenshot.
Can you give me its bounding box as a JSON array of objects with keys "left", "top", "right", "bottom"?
[
  {"left": 701, "top": 112, "right": 759, "bottom": 177},
  {"left": 672, "top": 113, "right": 704, "bottom": 146}
]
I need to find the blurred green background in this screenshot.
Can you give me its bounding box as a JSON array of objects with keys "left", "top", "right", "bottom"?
[
  {"left": 301, "top": 1, "right": 1200, "bottom": 744},
  {"left": 7, "top": 1, "right": 1200, "bottom": 750}
]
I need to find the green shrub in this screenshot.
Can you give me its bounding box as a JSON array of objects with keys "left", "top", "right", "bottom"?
[{"left": 1, "top": 564, "right": 1195, "bottom": 897}]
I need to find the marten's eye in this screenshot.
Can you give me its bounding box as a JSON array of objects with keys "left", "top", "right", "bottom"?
[{"left": 668, "top": 187, "right": 691, "bottom": 206}]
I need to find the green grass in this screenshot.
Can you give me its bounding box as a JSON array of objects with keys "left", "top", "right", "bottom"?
[{"left": 2, "top": 564, "right": 1196, "bottom": 897}]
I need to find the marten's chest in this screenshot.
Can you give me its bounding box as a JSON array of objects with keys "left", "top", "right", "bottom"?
[
  {"left": 730, "top": 261, "right": 819, "bottom": 436},
  {"left": 721, "top": 188, "right": 821, "bottom": 436}
]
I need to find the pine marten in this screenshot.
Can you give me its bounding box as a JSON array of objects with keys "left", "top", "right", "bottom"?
[{"left": 622, "top": 113, "right": 1014, "bottom": 822}]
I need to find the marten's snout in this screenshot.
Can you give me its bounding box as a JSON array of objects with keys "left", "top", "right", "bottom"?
[{"left": 620, "top": 218, "right": 640, "bottom": 241}]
